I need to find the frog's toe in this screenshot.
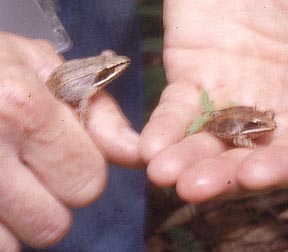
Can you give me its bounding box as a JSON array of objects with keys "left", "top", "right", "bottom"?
[{"left": 233, "top": 137, "right": 255, "bottom": 148}]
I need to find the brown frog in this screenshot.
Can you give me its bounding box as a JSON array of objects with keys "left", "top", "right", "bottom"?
[
  {"left": 46, "top": 50, "right": 130, "bottom": 123},
  {"left": 203, "top": 106, "right": 276, "bottom": 148}
]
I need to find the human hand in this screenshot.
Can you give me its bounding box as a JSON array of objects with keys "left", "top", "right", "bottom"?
[
  {"left": 140, "top": 1, "right": 288, "bottom": 202},
  {"left": 0, "top": 32, "right": 142, "bottom": 251}
]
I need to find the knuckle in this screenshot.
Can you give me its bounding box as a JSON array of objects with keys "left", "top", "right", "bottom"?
[
  {"left": 0, "top": 77, "right": 30, "bottom": 116},
  {"left": 64, "top": 160, "right": 107, "bottom": 207},
  {"left": 0, "top": 225, "right": 20, "bottom": 252},
  {"left": 0, "top": 33, "right": 54, "bottom": 60},
  {"left": 26, "top": 209, "right": 72, "bottom": 248},
  {"left": 33, "top": 38, "right": 54, "bottom": 50},
  {"left": 32, "top": 39, "right": 56, "bottom": 56},
  {"left": 158, "top": 82, "right": 181, "bottom": 103},
  {"left": 1, "top": 242, "right": 20, "bottom": 252},
  {"left": 0, "top": 72, "right": 48, "bottom": 133},
  {"left": 0, "top": 163, "right": 72, "bottom": 249}
]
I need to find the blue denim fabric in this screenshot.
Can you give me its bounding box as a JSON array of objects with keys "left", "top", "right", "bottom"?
[{"left": 23, "top": 0, "right": 146, "bottom": 251}]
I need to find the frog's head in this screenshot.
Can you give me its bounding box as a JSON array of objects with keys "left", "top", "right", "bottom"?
[
  {"left": 93, "top": 50, "right": 131, "bottom": 89},
  {"left": 242, "top": 109, "right": 276, "bottom": 134}
]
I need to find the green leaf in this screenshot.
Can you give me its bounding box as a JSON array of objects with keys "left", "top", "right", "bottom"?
[
  {"left": 185, "top": 113, "right": 211, "bottom": 136},
  {"left": 185, "top": 90, "right": 217, "bottom": 136},
  {"left": 200, "top": 90, "right": 214, "bottom": 113}
]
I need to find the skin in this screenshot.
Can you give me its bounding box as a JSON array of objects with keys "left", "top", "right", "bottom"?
[
  {"left": 140, "top": 0, "right": 288, "bottom": 203},
  {"left": 3, "top": 1, "right": 288, "bottom": 251},
  {"left": 0, "top": 32, "right": 142, "bottom": 251}
]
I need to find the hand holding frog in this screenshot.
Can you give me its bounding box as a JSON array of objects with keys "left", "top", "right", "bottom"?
[
  {"left": 0, "top": 32, "right": 142, "bottom": 251},
  {"left": 140, "top": 1, "right": 288, "bottom": 202}
]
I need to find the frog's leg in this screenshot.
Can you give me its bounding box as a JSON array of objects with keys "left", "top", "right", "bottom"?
[
  {"left": 78, "top": 97, "right": 89, "bottom": 125},
  {"left": 78, "top": 87, "right": 99, "bottom": 125},
  {"left": 232, "top": 136, "right": 256, "bottom": 148}
]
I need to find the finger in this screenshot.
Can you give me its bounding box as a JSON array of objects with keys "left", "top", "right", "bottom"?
[
  {"left": 147, "top": 132, "right": 226, "bottom": 186},
  {"left": 87, "top": 92, "right": 144, "bottom": 168},
  {"left": 176, "top": 148, "right": 253, "bottom": 203},
  {"left": 0, "top": 33, "right": 143, "bottom": 170},
  {"left": 0, "top": 147, "right": 71, "bottom": 248},
  {"left": 0, "top": 32, "right": 63, "bottom": 81},
  {"left": 0, "top": 222, "right": 20, "bottom": 252},
  {"left": 140, "top": 82, "right": 200, "bottom": 162},
  {"left": 237, "top": 143, "right": 288, "bottom": 191},
  {"left": 0, "top": 65, "right": 107, "bottom": 208},
  {"left": 21, "top": 105, "right": 107, "bottom": 207}
]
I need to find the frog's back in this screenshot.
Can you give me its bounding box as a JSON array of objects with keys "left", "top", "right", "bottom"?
[
  {"left": 203, "top": 106, "right": 256, "bottom": 139},
  {"left": 204, "top": 117, "right": 245, "bottom": 139}
]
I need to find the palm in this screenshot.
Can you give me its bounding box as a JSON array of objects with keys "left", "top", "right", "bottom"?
[{"left": 140, "top": 1, "right": 288, "bottom": 202}]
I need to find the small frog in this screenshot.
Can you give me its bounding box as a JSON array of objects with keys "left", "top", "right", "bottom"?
[
  {"left": 203, "top": 106, "right": 277, "bottom": 147},
  {"left": 46, "top": 50, "right": 130, "bottom": 123}
]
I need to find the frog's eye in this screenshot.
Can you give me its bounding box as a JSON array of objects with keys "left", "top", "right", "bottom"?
[
  {"left": 243, "top": 121, "right": 262, "bottom": 131},
  {"left": 245, "top": 118, "right": 263, "bottom": 130},
  {"left": 251, "top": 118, "right": 261, "bottom": 124},
  {"left": 210, "top": 111, "right": 222, "bottom": 117}
]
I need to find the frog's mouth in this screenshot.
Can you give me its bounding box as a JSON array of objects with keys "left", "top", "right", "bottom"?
[
  {"left": 94, "top": 60, "right": 131, "bottom": 88},
  {"left": 241, "top": 124, "right": 277, "bottom": 135}
]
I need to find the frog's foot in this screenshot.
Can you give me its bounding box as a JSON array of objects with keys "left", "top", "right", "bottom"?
[
  {"left": 232, "top": 136, "right": 256, "bottom": 148},
  {"left": 78, "top": 98, "right": 90, "bottom": 126}
]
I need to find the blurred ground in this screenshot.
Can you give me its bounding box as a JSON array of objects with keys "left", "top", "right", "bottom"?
[{"left": 137, "top": 1, "right": 288, "bottom": 252}]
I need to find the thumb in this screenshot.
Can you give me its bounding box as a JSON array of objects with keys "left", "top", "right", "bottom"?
[
  {"left": 87, "top": 91, "right": 144, "bottom": 168},
  {"left": 139, "top": 83, "right": 200, "bottom": 162}
]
